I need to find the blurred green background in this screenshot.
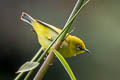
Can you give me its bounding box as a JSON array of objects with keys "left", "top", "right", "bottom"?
[{"left": 0, "top": 0, "right": 120, "bottom": 80}]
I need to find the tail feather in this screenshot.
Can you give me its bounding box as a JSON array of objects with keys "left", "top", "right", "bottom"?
[{"left": 21, "top": 12, "right": 35, "bottom": 25}]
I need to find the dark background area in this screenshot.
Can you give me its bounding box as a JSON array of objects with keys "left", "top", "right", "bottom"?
[{"left": 0, "top": 0, "right": 120, "bottom": 80}]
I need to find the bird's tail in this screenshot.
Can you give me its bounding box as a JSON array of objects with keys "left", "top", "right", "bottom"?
[{"left": 21, "top": 12, "right": 35, "bottom": 25}]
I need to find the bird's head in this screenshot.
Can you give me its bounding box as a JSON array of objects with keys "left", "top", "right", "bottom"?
[{"left": 69, "top": 35, "right": 90, "bottom": 56}]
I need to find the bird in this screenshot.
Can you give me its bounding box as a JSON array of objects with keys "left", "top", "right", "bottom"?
[{"left": 21, "top": 12, "right": 89, "bottom": 58}]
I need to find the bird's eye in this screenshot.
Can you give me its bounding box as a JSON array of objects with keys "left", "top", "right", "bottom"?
[{"left": 77, "top": 45, "right": 82, "bottom": 51}]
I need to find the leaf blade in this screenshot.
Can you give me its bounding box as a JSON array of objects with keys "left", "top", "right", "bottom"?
[
  {"left": 53, "top": 49, "right": 76, "bottom": 80},
  {"left": 16, "top": 61, "right": 39, "bottom": 73}
]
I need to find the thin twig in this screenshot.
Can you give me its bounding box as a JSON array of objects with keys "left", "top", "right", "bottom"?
[{"left": 14, "top": 47, "right": 43, "bottom": 80}]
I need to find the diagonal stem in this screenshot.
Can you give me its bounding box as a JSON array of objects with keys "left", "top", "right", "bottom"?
[{"left": 33, "top": 0, "right": 85, "bottom": 80}]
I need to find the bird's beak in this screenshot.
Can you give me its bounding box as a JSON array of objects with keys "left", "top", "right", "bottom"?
[{"left": 84, "top": 49, "right": 91, "bottom": 54}]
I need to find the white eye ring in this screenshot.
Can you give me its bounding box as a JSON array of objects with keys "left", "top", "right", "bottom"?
[{"left": 77, "top": 45, "right": 82, "bottom": 51}]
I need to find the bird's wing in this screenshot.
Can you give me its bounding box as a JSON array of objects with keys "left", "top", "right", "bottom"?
[
  {"left": 36, "top": 19, "right": 61, "bottom": 34},
  {"left": 36, "top": 19, "right": 62, "bottom": 42}
]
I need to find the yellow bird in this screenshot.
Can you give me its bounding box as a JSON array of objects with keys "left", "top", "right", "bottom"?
[{"left": 21, "top": 12, "right": 89, "bottom": 58}]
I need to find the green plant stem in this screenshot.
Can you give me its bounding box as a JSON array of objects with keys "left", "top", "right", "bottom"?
[
  {"left": 14, "top": 72, "right": 24, "bottom": 80},
  {"left": 33, "top": 0, "right": 85, "bottom": 80},
  {"left": 14, "top": 47, "right": 43, "bottom": 80},
  {"left": 64, "top": 0, "right": 84, "bottom": 27},
  {"left": 24, "top": 70, "right": 34, "bottom": 80},
  {"left": 31, "top": 47, "right": 43, "bottom": 61}
]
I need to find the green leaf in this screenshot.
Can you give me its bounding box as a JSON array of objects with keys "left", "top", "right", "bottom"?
[
  {"left": 53, "top": 49, "right": 76, "bottom": 80},
  {"left": 16, "top": 61, "right": 39, "bottom": 73}
]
